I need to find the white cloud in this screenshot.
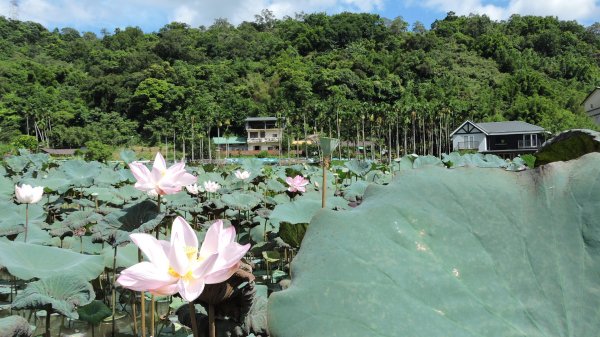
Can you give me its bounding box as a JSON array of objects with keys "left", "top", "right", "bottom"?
[
  {"left": 419, "top": 0, "right": 600, "bottom": 21},
  {"left": 166, "top": 0, "right": 385, "bottom": 27},
  {"left": 0, "top": 0, "right": 385, "bottom": 32}
]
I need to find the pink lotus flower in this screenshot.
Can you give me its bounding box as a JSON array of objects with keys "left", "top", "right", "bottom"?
[
  {"left": 117, "top": 217, "right": 249, "bottom": 301},
  {"left": 128, "top": 153, "right": 196, "bottom": 195},
  {"left": 199, "top": 219, "right": 251, "bottom": 283},
  {"left": 15, "top": 184, "right": 44, "bottom": 204},
  {"left": 285, "top": 175, "right": 309, "bottom": 193},
  {"left": 234, "top": 170, "right": 251, "bottom": 180}
]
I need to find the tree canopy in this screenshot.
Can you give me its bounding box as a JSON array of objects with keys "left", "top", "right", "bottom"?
[{"left": 0, "top": 12, "right": 598, "bottom": 155}]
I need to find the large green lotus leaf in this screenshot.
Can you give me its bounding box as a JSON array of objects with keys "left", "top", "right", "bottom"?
[
  {"left": 270, "top": 199, "right": 321, "bottom": 225},
  {"left": 344, "top": 160, "right": 371, "bottom": 176},
  {"left": 12, "top": 275, "right": 94, "bottom": 319},
  {"left": 120, "top": 149, "right": 137, "bottom": 164},
  {"left": 268, "top": 153, "right": 600, "bottom": 337},
  {"left": 197, "top": 172, "right": 225, "bottom": 185},
  {"left": 63, "top": 236, "right": 103, "bottom": 254},
  {"left": 59, "top": 160, "right": 102, "bottom": 187},
  {"left": 77, "top": 300, "right": 111, "bottom": 325},
  {"left": 320, "top": 137, "right": 339, "bottom": 157},
  {"left": 14, "top": 223, "right": 52, "bottom": 244},
  {"left": 4, "top": 155, "right": 30, "bottom": 173},
  {"left": 0, "top": 315, "right": 33, "bottom": 337},
  {"left": 0, "top": 241, "right": 104, "bottom": 281},
  {"left": 412, "top": 155, "right": 444, "bottom": 168},
  {"left": 222, "top": 193, "right": 261, "bottom": 211},
  {"left": 535, "top": 129, "right": 600, "bottom": 167},
  {"left": 27, "top": 153, "right": 50, "bottom": 171},
  {"left": 21, "top": 169, "right": 71, "bottom": 194},
  {"left": 279, "top": 222, "right": 308, "bottom": 249},
  {"left": 266, "top": 179, "right": 287, "bottom": 193},
  {"left": 241, "top": 158, "right": 264, "bottom": 177},
  {"left": 0, "top": 175, "right": 13, "bottom": 200},
  {"left": 102, "top": 243, "right": 139, "bottom": 269},
  {"left": 164, "top": 191, "right": 196, "bottom": 209},
  {"left": 94, "top": 167, "right": 126, "bottom": 186},
  {"left": 0, "top": 203, "right": 46, "bottom": 236},
  {"left": 63, "top": 210, "right": 103, "bottom": 229},
  {"left": 365, "top": 170, "right": 391, "bottom": 184},
  {"left": 342, "top": 180, "right": 369, "bottom": 201}
]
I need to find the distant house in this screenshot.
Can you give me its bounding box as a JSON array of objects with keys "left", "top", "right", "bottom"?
[
  {"left": 212, "top": 137, "right": 247, "bottom": 151},
  {"left": 582, "top": 87, "right": 600, "bottom": 125},
  {"left": 245, "top": 117, "right": 284, "bottom": 151},
  {"left": 450, "top": 120, "right": 547, "bottom": 157}
]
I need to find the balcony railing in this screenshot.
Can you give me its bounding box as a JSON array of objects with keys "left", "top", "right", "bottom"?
[
  {"left": 456, "top": 141, "right": 480, "bottom": 150},
  {"left": 518, "top": 139, "right": 539, "bottom": 149},
  {"left": 247, "top": 137, "right": 280, "bottom": 143}
]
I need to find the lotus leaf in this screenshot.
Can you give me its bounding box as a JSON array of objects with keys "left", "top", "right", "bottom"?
[
  {"left": 279, "top": 222, "right": 308, "bottom": 248},
  {"left": 268, "top": 153, "right": 600, "bottom": 337},
  {"left": 343, "top": 180, "right": 369, "bottom": 202},
  {"left": 22, "top": 169, "right": 71, "bottom": 194},
  {"left": 222, "top": 193, "right": 261, "bottom": 211},
  {"left": 4, "top": 155, "right": 31, "bottom": 173},
  {"left": 443, "top": 152, "right": 508, "bottom": 168},
  {"left": 239, "top": 158, "right": 263, "bottom": 178},
  {"left": 119, "top": 149, "right": 137, "bottom": 164},
  {"left": 365, "top": 170, "right": 391, "bottom": 184},
  {"left": 164, "top": 191, "right": 196, "bottom": 209},
  {"left": 535, "top": 129, "right": 600, "bottom": 167},
  {"left": 59, "top": 160, "right": 102, "bottom": 187},
  {"left": 0, "top": 241, "right": 104, "bottom": 280},
  {"left": 77, "top": 300, "right": 111, "bottom": 325},
  {"left": 102, "top": 243, "right": 139, "bottom": 269},
  {"left": 412, "top": 155, "right": 444, "bottom": 168},
  {"left": 0, "top": 315, "right": 33, "bottom": 337},
  {"left": 319, "top": 137, "right": 339, "bottom": 157},
  {"left": 0, "top": 175, "right": 13, "bottom": 200},
  {"left": 14, "top": 223, "right": 52, "bottom": 244},
  {"left": 344, "top": 159, "right": 371, "bottom": 176},
  {"left": 0, "top": 203, "right": 46, "bottom": 233},
  {"left": 270, "top": 199, "right": 321, "bottom": 225},
  {"left": 266, "top": 179, "right": 287, "bottom": 193},
  {"left": 94, "top": 167, "right": 125, "bottom": 186},
  {"left": 62, "top": 210, "right": 103, "bottom": 229},
  {"left": 12, "top": 275, "right": 94, "bottom": 319}
]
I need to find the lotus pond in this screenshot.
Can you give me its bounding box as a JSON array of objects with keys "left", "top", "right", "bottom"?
[{"left": 0, "top": 131, "right": 599, "bottom": 337}]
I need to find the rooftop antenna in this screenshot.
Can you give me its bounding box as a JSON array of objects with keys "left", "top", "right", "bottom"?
[{"left": 9, "top": 0, "right": 19, "bottom": 20}]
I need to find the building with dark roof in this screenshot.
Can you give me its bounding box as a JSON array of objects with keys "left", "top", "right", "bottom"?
[{"left": 450, "top": 120, "right": 548, "bottom": 157}]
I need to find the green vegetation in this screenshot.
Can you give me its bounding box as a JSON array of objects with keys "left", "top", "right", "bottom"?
[{"left": 0, "top": 12, "right": 598, "bottom": 159}]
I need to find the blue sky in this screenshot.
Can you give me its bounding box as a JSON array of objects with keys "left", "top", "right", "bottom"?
[{"left": 0, "top": 0, "right": 598, "bottom": 34}]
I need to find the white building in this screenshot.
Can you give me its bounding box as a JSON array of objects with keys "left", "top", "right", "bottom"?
[
  {"left": 245, "top": 117, "right": 284, "bottom": 151},
  {"left": 582, "top": 87, "right": 600, "bottom": 125}
]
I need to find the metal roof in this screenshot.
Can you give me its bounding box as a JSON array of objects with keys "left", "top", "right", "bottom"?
[
  {"left": 212, "top": 137, "right": 247, "bottom": 145},
  {"left": 41, "top": 148, "right": 77, "bottom": 155},
  {"left": 582, "top": 87, "right": 600, "bottom": 105},
  {"left": 476, "top": 121, "right": 545, "bottom": 135},
  {"left": 245, "top": 117, "right": 280, "bottom": 122}
]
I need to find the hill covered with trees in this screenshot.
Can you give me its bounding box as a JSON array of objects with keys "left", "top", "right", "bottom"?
[{"left": 0, "top": 11, "right": 598, "bottom": 157}]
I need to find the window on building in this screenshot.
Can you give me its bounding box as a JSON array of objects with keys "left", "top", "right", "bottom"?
[
  {"left": 260, "top": 131, "right": 266, "bottom": 138},
  {"left": 250, "top": 132, "right": 258, "bottom": 138},
  {"left": 272, "top": 133, "right": 278, "bottom": 137}
]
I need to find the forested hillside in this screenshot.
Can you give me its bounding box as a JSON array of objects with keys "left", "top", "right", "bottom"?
[{"left": 0, "top": 11, "right": 598, "bottom": 156}]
